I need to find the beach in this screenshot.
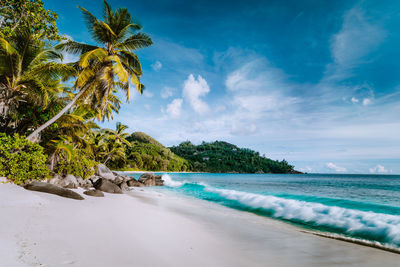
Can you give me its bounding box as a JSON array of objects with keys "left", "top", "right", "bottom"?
[{"left": 0, "top": 181, "right": 399, "bottom": 267}]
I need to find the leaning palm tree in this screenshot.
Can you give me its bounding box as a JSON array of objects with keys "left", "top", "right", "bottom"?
[{"left": 26, "top": 0, "right": 152, "bottom": 141}]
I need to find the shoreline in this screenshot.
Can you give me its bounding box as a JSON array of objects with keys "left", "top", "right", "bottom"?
[{"left": 1, "top": 182, "right": 399, "bottom": 266}]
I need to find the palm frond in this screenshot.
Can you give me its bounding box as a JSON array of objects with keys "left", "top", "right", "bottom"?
[
  {"left": 0, "top": 37, "right": 18, "bottom": 55},
  {"left": 117, "top": 32, "right": 153, "bottom": 51},
  {"left": 56, "top": 41, "right": 98, "bottom": 55},
  {"left": 79, "top": 48, "right": 107, "bottom": 68}
]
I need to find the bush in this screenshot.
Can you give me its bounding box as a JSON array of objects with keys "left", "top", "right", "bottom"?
[
  {"left": 0, "top": 133, "right": 50, "bottom": 184},
  {"left": 55, "top": 151, "right": 97, "bottom": 179}
]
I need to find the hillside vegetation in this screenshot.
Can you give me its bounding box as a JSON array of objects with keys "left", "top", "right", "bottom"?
[
  {"left": 170, "top": 141, "right": 295, "bottom": 173},
  {"left": 112, "top": 132, "right": 191, "bottom": 171}
]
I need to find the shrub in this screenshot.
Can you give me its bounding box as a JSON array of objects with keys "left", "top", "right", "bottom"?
[
  {"left": 55, "top": 151, "right": 97, "bottom": 179},
  {"left": 0, "top": 133, "right": 50, "bottom": 184}
]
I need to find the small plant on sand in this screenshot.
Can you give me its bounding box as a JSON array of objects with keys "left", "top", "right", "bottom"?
[{"left": 0, "top": 133, "right": 50, "bottom": 184}]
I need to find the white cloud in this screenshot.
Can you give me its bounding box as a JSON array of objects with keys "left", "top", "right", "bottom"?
[
  {"left": 225, "top": 59, "right": 299, "bottom": 122},
  {"left": 144, "top": 104, "right": 151, "bottom": 110},
  {"left": 369, "top": 164, "right": 388, "bottom": 174},
  {"left": 324, "top": 7, "right": 386, "bottom": 82},
  {"left": 331, "top": 8, "right": 385, "bottom": 67},
  {"left": 143, "top": 91, "right": 154, "bottom": 98},
  {"left": 326, "top": 162, "right": 347, "bottom": 172},
  {"left": 161, "top": 86, "right": 175, "bottom": 99},
  {"left": 151, "top": 61, "right": 162, "bottom": 71},
  {"left": 166, "top": 98, "right": 183, "bottom": 118},
  {"left": 231, "top": 122, "right": 257, "bottom": 136},
  {"left": 362, "top": 98, "right": 371, "bottom": 106},
  {"left": 182, "top": 74, "right": 210, "bottom": 115},
  {"left": 351, "top": 97, "right": 359, "bottom": 103}
]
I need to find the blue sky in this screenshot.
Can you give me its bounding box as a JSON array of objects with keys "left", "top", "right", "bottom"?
[{"left": 46, "top": 0, "right": 400, "bottom": 174}]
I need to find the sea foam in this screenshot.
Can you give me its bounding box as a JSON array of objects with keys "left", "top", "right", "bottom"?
[
  {"left": 162, "top": 174, "right": 186, "bottom": 187},
  {"left": 204, "top": 187, "right": 400, "bottom": 246},
  {"left": 162, "top": 175, "right": 400, "bottom": 247}
]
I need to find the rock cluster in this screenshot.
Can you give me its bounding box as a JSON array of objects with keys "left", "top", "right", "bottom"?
[{"left": 24, "top": 164, "right": 165, "bottom": 200}]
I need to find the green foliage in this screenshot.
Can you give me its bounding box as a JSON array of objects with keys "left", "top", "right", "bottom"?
[
  {"left": 55, "top": 0, "right": 152, "bottom": 122},
  {"left": 170, "top": 141, "right": 295, "bottom": 174},
  {"left": 54, "top": 150, "right": 97, "bottom": 179},
  {"left": 0, "top": 133, "right": 49, "bottom": 184},
  {"left": 0, "top": 0, "right": 64, "bottom": 41},
  {"left": 117, "top": 132, "right": 191, "bottom": 171},
  {"left": 0, "top": 28, "right": 75, "bottom": 135}
]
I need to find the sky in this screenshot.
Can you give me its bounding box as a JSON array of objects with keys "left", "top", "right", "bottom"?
[{"left": 45, "top": 0, "right": 400, "bottom": 174}]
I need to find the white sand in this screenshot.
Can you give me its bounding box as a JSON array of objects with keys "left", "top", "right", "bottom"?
[{"left": 0, "top": 182, "right": 399, "bottom": 267}]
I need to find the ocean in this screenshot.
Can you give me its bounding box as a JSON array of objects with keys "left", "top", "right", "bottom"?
[{"left": 130, "top": 173, "right": 400, "bottom": 250}]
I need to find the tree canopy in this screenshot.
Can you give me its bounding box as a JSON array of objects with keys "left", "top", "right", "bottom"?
[
  {"left": 0, "top": 0, "right": 63, "bottom": 41},
  {"left": 170, "top": 141, "right": 295, "bottom": 173}
]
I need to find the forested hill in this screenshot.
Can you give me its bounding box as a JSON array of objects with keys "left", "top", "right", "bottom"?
[
  {"left": 118, "top": 132, "right": 192, "bottom": 171},
  {"left": 170, "top": 141, "right": 297, "bottom": 174},
  {"left": 114, "top": 132, "right": 298, "bottom": 173}
]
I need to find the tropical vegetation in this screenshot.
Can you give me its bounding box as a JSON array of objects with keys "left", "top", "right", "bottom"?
[
  {"left": 0, "top": 0, "right": 153, "bottom": 183},
  {"left": 0, "top": 133, "right": 49, "bottom": 184},
  {"left": 170, "top": 141, "right": 295, "bottom": 173},
  {"left": 120, "top": 132, "right": 191, "bottom": 171},
  {"left": 0, "top": 0, "right": 297, "bottom": 184}
]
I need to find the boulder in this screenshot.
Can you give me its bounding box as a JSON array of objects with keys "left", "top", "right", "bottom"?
[
  {"left": 138, "top": 173, "right": 155, "bottom": 183},
  {"left": 48, "top": 174, "right": 63, "bottom": 187},
  {"left": 143, "top": 178, "right": 156, "bottom": 186},
  {"left": 49, "top": 174, "right": 78, "bottom": 189},
  {"left": 138, "top": 173, "right": 156, "bottom": 186},
  {"left": 93, "top": 178, "right": 122, "bottom": 194},
  {"left": 137, "top": 173, "right": 165, "bottom": 186},
  {"left": 96, "top": 164, "right": 116, "bottom": 181},
  {"left": 154, "top": 175, "right": 164, "bottom": 185},
  {"left": 89, "top": 175, "right": 102, "bottom": 184},
  {"left": 127, "top": 179, "right": 144, "bottom": 187},
  {"left": 62, "top": 174, "right": 79, "bottom": 189},
  {"left": 83, "top": 189, "right": 104, "bottom": 197},
  {"left": 113, "top": 172, "right": 131, "bottom": 184},
  {"left": 119, "top": 182, "right": 130, "bottom": 192},
  {"left": 76, "top": 177, "right": 92, "bottom": 189},
  {"left": 24, "top": 182, "right": 84, "bottom": 200},
  {"left": 155, "top": 179, "right": 164, "bottom": 186},
  {"left": 113, "top": 174, "right": 124, "bottom": 185}
]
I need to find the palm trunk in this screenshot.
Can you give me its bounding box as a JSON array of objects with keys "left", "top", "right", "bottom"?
[
  {"left": 27, "top": 88, "right": 86, "bottom": 142},
  {"left": 103, "top": 156, "right": 111, "bottom": 165}
]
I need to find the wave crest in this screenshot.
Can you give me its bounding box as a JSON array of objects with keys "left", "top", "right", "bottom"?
[
  {"left": 160, "top": 175, "right": 400, "bottom": 247},
  {"left": 205, "top": 187, "right": 400, "bottom": 246},
  {"left": 162, "top": 174, "right": 185, "bottom": 187}
]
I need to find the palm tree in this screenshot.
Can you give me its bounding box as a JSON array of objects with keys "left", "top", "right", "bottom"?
[
  {"left": 102, "top": 144, "right": 126, "bottom": 165},
  {"left": 104, "top": 122, "right": 130, "bottom": 146},
  {"left": 26, "top": 0, "right": 152, "bottom": 142},
  {"left": 48, "top": 137, "right": 74, "bottom": 171},
  {"left": 0, "top": 28, "right": 74, "bottom": 133},
  {"left": 101, "top": 122, "right": 130, "bottom": 164}
]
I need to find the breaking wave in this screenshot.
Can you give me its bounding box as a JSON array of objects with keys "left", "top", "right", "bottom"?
[
  {"left": 162, "top": 175, "right": 400, "bottom": 248},
  {"left": 161, "top": 174, "right": 186, "bottom": 187}
]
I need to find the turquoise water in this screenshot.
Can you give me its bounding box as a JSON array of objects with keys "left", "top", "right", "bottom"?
[{"left": 131, "top": 173, "right": 400, "bottom": 248}]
